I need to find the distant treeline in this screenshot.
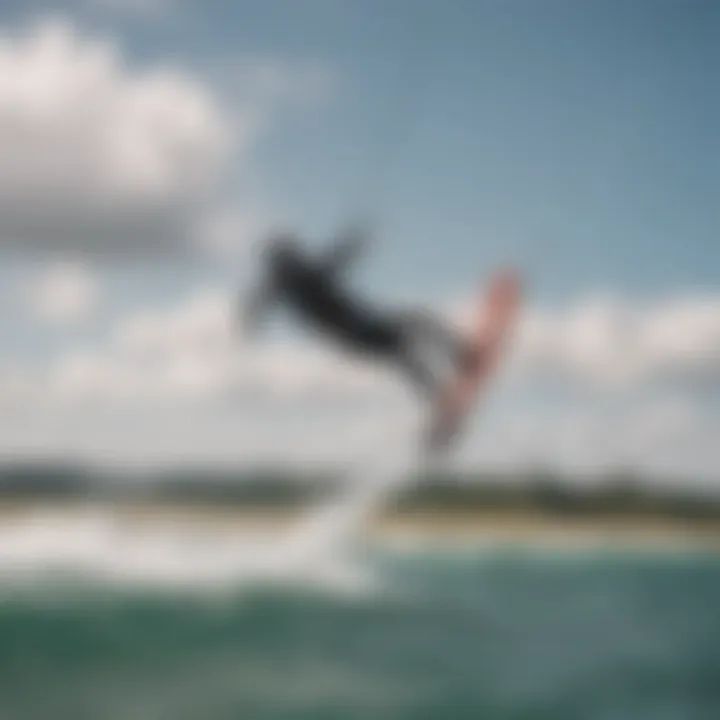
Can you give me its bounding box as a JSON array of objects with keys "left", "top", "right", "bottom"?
[
  {"left": 0, "top": 462, "right": 336, "bottom": 508},
  {"left": 0, "top": 461, "right": 718, "bottom": 523},
  {"left": 389, "top": 474, "right": 720, "bottom": 523}
]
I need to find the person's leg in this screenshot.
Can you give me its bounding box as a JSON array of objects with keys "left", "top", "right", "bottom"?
[
  {"left": 402, "top": 310, "right": 478, "bottom": 370},
  {"left": 396, "top": 345, "right": 442, "bottom": 401},
  {"left": 389, "top": 311, "right": 463, "bottom": 403},
  {"left": 336, "top": 306, "right": 455, "bottom": 402}
]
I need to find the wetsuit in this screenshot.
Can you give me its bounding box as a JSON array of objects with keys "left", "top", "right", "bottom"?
[{"left": 243, "top": 232, "right": 472, "bottom": 400}]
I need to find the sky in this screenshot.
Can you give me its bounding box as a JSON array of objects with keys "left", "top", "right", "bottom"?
[{"left": 0, "top": 0, "right": 717, "bottom": 485}]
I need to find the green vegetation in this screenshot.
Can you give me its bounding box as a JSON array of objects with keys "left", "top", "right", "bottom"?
[
  {"left": 389, "top": 471, "right": 720, "bottom": 523},
  {"left": 0, "top": 461, "right": 718, "bottom": 523}
]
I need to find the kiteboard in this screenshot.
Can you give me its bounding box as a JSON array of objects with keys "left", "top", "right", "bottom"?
[{"left": 426, "top": 270, "right": 521, "bottom": 453}]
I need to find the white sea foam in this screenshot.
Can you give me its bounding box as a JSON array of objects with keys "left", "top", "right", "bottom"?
[
  {"left": 0, "top": 505, "right": 377, "bottom": 595},
  {"left": 0, "top": 412, "right": 446, "bottom": 595}
]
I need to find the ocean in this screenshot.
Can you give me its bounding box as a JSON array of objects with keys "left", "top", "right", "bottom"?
[{"left": 0, "top": 510, "right": 718, "bottom": 720}]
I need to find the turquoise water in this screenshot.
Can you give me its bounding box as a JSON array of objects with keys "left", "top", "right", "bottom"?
[{"left": 1, "top": 550, "right": 719, "bottom": 720}]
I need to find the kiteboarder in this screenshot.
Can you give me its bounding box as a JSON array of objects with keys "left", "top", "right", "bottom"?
[{"left": 240, "top": 227, "right": 520, "bottom": 451}]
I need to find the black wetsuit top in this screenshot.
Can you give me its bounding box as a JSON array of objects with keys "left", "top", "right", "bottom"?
[{"left": 249, "top": 239, "right": 403, "bottom": 355}]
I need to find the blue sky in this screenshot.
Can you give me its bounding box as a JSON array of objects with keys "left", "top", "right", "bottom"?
[
  {"left": 3, "top": 0, "right": 716, "bottom": 297},
  {"left": 0, "top": 0, "right": 717, "bottom": 480},
  {"left": 100, "top": 0, "right": 720, "bottom": 300}
]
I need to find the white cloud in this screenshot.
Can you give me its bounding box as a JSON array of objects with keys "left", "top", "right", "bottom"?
[
  {"left": 0, "top": 18, "right": 340, "bottom": 261},
  {"left": 25, "top": 262, "right": 100, "bottom": 326},
  {"left": 0, "top": 281, "right": 407, "bottom": 465},
  {"left": 0, "top": 288, "right": 718, "bottom": 481},
  {"left": 506, "top": 294, "right": 720, "bottom": 389},
  {"left": 621, "top": 395, "right": 698, "bottom": 457},
  {"left": 0, "top": 17, "right": 232, "bottom": 257},
  {"left": 196, "top": 206, "right": 268, "bottom": 260},
  {"left": 47, "top": 286, "right": 397, "bottom": 409},
  {"left": 452, "top": 391, "right": 715, "bottom": 485}
]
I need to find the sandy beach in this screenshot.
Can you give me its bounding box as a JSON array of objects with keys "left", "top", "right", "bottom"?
[{"left": 2, "top": 500, "right": 718, "bottom": 551}]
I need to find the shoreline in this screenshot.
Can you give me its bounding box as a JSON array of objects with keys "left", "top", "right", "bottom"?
[{"left": 2, "top": 501, "right": 719, "bottom": 551}]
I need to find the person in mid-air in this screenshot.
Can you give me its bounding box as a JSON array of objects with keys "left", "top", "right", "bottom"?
[{"left": 240, "top": 227, "right": 518, "bottom": 450}]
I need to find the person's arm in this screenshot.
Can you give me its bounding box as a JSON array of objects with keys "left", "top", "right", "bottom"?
[{"left": 318, "top": 223, "right": 371, "bottom": 276}]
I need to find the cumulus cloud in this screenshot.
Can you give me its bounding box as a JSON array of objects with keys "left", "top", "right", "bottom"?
[
  {"left": 0, "top": 287, "right": 718, "bottom": 479},
  {"left": 48, "top": 286, "right": 399, "bottom": 409},
  {"left": 196, "top": 207, "right": 268, "bottom": 260},
  {"left": 507, "top": 295, "right": 720, "bottom": 389},
  {"left": 24, "top": 262, "right": 100, "bottom": 326},
  {"left": 0, "top": 283, "right": 408, "bottom": 465},
  {"left": 444, "top": 289, "right": 720, "bottom": 391},
  {"left": 0, "top": 17, "right": 342, "bottom": 262},
  {"left": 77, "top": 290, "right": 720, "bottom": 403},
  {"left": 0, "top": 18, "right": 233, "bottom": 258},
  {"left": 451, "top": 390, "right": 715, "bottom": 484}
]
